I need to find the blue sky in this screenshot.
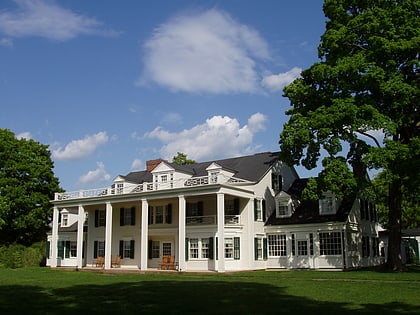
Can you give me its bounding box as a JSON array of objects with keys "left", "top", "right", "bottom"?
[{"left": 0, "top": 0, "right": 327, "bottom": 191}]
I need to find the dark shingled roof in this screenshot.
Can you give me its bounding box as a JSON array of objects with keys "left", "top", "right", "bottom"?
[
  {"left": 265, "top": 178, "right": 354, "bottom": 226},
  {"left": 120, "top": 152, "right": 280, "bottom": 184}
]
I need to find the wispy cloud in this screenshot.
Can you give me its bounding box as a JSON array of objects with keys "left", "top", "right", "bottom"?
[
  {"left": 138, "top": 9, "right": 270, "bottom": 94},
  {"left": 261, "top": 67, "right": 302, "bottom": 92},
  {"left": 144, "top": 113, "right": 267, "bottom": 161},
  {"left": 130, "top": 158, "right": 143, "bottom": 171},
  {"left": 78, "top": 161, "right": 111, "bottom": 185},
  {"left": 52, "top": 131, "right": 109, "bottom": 161},
  {"left": 0, "top": 0, "right": 119, "bottom": 42},
  {"left": 15, "top": 131, "right": 32, "bottom": 140}
]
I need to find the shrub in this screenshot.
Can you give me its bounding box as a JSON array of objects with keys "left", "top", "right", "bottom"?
[{"left": 0, "top": 242, "right": 46, "bottom": 268}]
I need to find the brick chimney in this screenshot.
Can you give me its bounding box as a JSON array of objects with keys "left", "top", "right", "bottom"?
[{"left": 146, "top": 159, "right": 165, "bottom": 172}]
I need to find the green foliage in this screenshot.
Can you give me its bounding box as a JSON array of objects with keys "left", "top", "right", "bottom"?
[
  {"left": 172, "top": 152, "right": 196, "bottom": 165},
  {"left": 0, "top": 129, "right": 62, "bottom": 246},
  {"left": 279, "top": 0, "right": 419, "bottom": 269},
  {"left": 0, "top": 242, "right": 45, "bottom": 268}
]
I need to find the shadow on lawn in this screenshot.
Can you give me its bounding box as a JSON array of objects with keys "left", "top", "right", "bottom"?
[{"left": 0, "top": 280, "right": 418, "bottom": 315}]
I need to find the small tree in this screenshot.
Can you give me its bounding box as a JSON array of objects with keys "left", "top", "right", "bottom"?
[
  {"left": 172, "top": 152, "right": 196, "bottom": 165},
  {"left": 279, "top": 0, "right": 419, "bottom": 270},
  {"left": 0, "top": 129, "right": 62, "bottom": 246}
]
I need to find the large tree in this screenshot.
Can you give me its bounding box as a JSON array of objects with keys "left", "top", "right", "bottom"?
[
  {"left": 279, "top": 0, "right": 419, "bottom": 270},
  {"left": 0, "top": 129, "right": 62, "bottom": 246}
]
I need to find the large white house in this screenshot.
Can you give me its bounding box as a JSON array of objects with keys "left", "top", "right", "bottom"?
[{"left": 47, "top": 152, "right": 382, "bottom": 271}]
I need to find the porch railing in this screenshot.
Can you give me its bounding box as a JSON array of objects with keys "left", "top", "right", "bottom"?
[{"left": 185, "top": 215, "right": 241, "bottom": 226}]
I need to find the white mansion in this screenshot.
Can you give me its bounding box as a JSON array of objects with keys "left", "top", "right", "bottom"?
[{"left": 47, "top": 152, "right": 382, "bottom": 271}]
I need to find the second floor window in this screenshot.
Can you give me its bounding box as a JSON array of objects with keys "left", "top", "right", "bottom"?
[
  {"left": 94, "top": 210, "right": 106, "bottom": 227},
  {"left": 149, "top": 204, "right": 172, "bottom": 225},
  {"left": 120, "top": 207, "right": 136, "bottom": 226}
]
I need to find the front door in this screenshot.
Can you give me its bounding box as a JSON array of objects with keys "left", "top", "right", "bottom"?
[{"left": 296, "top": 239, "right": 310, "bottom": 268}]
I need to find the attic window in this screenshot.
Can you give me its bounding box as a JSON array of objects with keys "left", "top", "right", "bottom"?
[
  {"left": 61, "top": 213, "right": 68, "bottom": 227},
  {"left": 319, "top": 194, "right": 337, "bottom": 215},
  {"left": 276, "top": 198, "right": 292, "bottom": 217}
]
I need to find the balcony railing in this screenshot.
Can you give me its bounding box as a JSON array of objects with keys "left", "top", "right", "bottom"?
[
  {"left": 185, "top": 215, "right": 241, "bottom": 226},
  {"left": 54, "top": 175, "right": 248, "bottom": 201}
]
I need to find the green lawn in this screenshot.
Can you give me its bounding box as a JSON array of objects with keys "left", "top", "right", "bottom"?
[{"left": 1, "top": 267, "right": 419, "bottom": 314}]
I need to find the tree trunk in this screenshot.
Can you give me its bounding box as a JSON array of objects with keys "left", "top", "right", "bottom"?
[{"left": 386, "top": 179, "right": 404, "bottom": 270}]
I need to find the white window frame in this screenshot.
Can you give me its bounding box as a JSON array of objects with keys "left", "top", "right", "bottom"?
[
  {"left": 255, "top": 199, "right": 263, "bottom": 221},
  {"left": 319, "top": 192, "right": 337, "bottom": 215},
  {"left": 276, "top": 198, "right": 292, "bottom": 217},
  {"left": 224, "top": 238, "right": 234, "bottom": 259},
  {"left": 61, "top": 213, "right": 69, "bottom": 227},
  {"left": 187, "top": 238, "right": 210, "bottom": 260},
  {"left": 268, "top": 234, "right": 287, "bottom": 257},
  {"left": 256, "top": 237, "right": 263, "bottom": 260}
]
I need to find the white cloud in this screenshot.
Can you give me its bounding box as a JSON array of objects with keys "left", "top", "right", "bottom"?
[
  {"left": 0, "top": 0, "right": 119, "bottom": 41},
  {"left": 78, "top": 161, "right": 110, "bottom": 185},
  {"left": 138, "top": 9, "right": 270, "bottom": 94},
  {"left": 0, "top": 37, "right": 13, "bottom": 47},
  {"left": 144, "top": 113, "right": 267, "bottom": 161},
  {"left": 52, "top": 131, "right": 109, "bottom": 161},
  {"left": 131, "top": 159, "right": 143, "bottom": 171},
  {"left": 16, "top": 131, "right": 32, "bottom": 140},
  {"left": 261, "top": 67, "right": 302, "bottom": 92}
]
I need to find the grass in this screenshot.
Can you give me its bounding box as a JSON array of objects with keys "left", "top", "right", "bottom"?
[{"left": 1, "top": 267, "right": 420, "bottom": 314}]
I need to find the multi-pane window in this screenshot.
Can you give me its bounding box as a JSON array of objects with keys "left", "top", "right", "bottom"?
[
  {"left": 95, "top": 209, "right": 106, "bottom": 227},
  {"left": 190, "top": 238, "right": 199, "bottom": 259},
  {"left": 254, "top": 199, "right": 263, "bottom": 221},
  {"left": 151, "top": 241, "right": 160, "bottom": 258},
  {"left": 120, "top": 240, "right": 135, "bottom": 259},
  {"left": 277, "top": 199, "right": 290, "bottom": 217},
  {"left": 225, "top": 238, "right": 234, "bottom": 258},
  {"left": 120, "top": 207, "right": 135, "bottom": 226},
  {"left": 93, "top": 240, "right": 105, "bottom": 258},
  {"left": 291, "top": 234, "right": 296, "bottom": 256},
  {"left": 297, "top": 240, "right": 308, "bottom": 256},
  {"left": 116, "top": 183, "right": 124, "bottom": 194},
  {"left": 271, "top": 173, "right": 282, "bottom": 192},
  {"left": 268, "top": 234, "right": 287, "bottom": 257},
  {"left": 149, "top": 204, "right": 172, "bottom": 225},
  {"left": 162, "top": 242, "right": 172, "bottom": 256},
  {"left": 201, "top": 238, "right": 209, "bottom": 258},
  {"left": 62, "top": 213, "right": 68, "bottom": 226},
  {"left": 210, "top": 172, "right": 219, "bottom": 184},
  {"left": 319, "top": 232, "right": 342, "bottom": 255},
  {"left": 161, "top": 175, "right": 167, "bottom": 183},
  {"left": 319, "top": 194, "right": 336, "bottom": 215},
  {"left": 70, "top": 241, "right": 77, "bottom": 257},
  {"left": 255, "top": 238, "right": 263, "bottom": 260}
]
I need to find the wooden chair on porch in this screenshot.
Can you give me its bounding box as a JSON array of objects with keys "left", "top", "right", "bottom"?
[
  {"left": 158, "top": 255, "right": 170, "bottom": 270},
  {"left": 111, "top": 255, "right": 121, "bottom": 268},
  {"left": 167, "top": 255, "right": 178, "bottom": 270},
  {"left": 94, "top": 256, "right": 104, "bottom": 268}
]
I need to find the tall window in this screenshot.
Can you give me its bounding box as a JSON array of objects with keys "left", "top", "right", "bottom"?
[
  {"left": 271, "top": 173, "right": 282, "bottom": 192},
  {"left": 297, "top": 240, "right": 308, "bottom": 256},
  {"left": 120, "top": 207, "right": 136, "bottom": 226},
  {"left": 268, "top": 234, "right": 287, "bottom": 257},
  {"left": 61, "top": 213, "right": 68, "bottom": 227},
  {"left": 70, "top": 241, "right": 77, "bottom": 257},
  {"left": 225, "top": 238, "right": 234, "bottom": 258},
  {"left": 254, "top": 199, "right": 263, "bottom": 221},
  {"left": 190, "top": 238, "right": 199, "bottom": 259},
  {"left": 119, "top": 240, "right": 135, "bottom": 259},
  {"left": 277, "top": 199, "right": 290, "bottom": 217},
  {"left": 210, "top": 172, "right": 219, "bottom": 184},
  {"left": 255, "top": 238, "right": 263, "bottom": 260},
  {"left": 94, "top": 210, "right": 106, "bottom": 227},
  {"left": 201, "top": 238, "right": 209, "bottom": 258},
  {"left": 151, "top": 241, "right": 160, "bottom": 258},
  {"left": 94, "top": 240, "right": 105, "bottom": 258},
  {"left": 149, "top": 204, "right": 172, "bottom": 224},
  {"left": 319, "top": 232, "right": 342, "bottom": 255}
]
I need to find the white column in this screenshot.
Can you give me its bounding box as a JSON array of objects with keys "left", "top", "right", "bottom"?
[
  {"left": 217, "top": 193, "right": 225, "bottom": 272},
  {"left": 178, "top": 195, "right": 186, "bottom": 271},
  {"left": 104, "top": 202, "right": 113, "bottom": 269},
  {"left": 140, "top": 199, "right": 149, "bottom": 270},
  {"left": 50, "top": 206, "right": 59, "bottom": 267},
  {"left": 76, "top": 205, "right": 85, "bottom": 268}
]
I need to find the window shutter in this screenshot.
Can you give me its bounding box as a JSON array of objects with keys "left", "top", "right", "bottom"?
[
  {"left": 148, "top": 206, "right": 153, "bottom": 225},
  {"left": 254, "top": 199, "right": 258, "bottom": 221},
  {"left": 254, "top": 238, "right": 258, "bottom": 260},
  {"left": 291, "top": 234, "right": 296, "bottom": 256},
  {"left": 263, "top": 238, "right": 268, "bottom": 260},
  {"left": 46, "top": 241, "right": 50, "bottom": 259},
  {"left": 94, "top": 210, "right": 99, "bottom": 227},
  {"left": 185, "top": 238, "right": 189, "bottom": 261},
  {"left": 197, "top": 201, "right": 203, "bottom": 216},
  {"left": 82, "top": 241, "right": 85, "bottom": 259},
  {"left": 216, "top": 237, "right": 218, "bottom": 260},
  {"left": 148, "top": 240, "right": 153, "bottom": 259},
  {"left": 234, "top": 237, "right": 240, "bottom": 260},
  {"left": 119, "top": 240, "right": 124, "bottom": 258},
  {"left": 130, "top": 240, "right": 135, "bottom": 259},
  {"left": 233, "top": 198, "right": 239, "bottom": 214},
  {"left": 166, "top": 203, "right": 172, "bottom": 224},
  {"left": 262, "top": 199, "right": 266, "bottom": 221},
  {"left": 209, "top": 237, "right": 214, "bottom": 260},
  {"left": 120, "top": 208, "right": 124, "bottom": 226},
  {"left": 131, "top": 207, "right": 136, "bottom": 225},
  {"left": 93, "top": 241, "right": 98, "bottom": 259},
  {"left": 58, "top": 241, "right": 64, "bottom": 259},
  {"left": 65, "top": 241, "right": 70, "bottom": 258}
]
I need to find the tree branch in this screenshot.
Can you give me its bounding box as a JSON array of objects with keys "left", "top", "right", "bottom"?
[{"left": 355, "top": 130, "right": 382, "bottom": 148}]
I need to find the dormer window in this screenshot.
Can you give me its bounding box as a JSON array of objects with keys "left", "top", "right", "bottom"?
[
  {"left": 210, "top": 171, "right": 219, "bottom": 184},
  {"left": 276, "top": 198, "right": 292, "bottom": 217},
  {"left": 62, "top": 213, "right": 68, "bottom": 227},
  {"left": 319, "top": 193, "right": 337, "bottom": 215},
  {"left": 161, "top": 175, "right": 168, "bottom": 183}
]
